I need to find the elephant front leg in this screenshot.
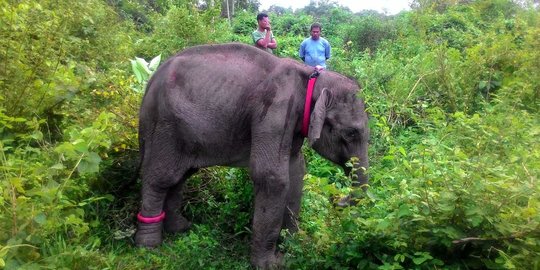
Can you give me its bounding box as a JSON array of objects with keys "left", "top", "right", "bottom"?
[
  {"left": 250, "top": 168, "right": 289, "bottom": 269},
  {"left": 282, "top": 153, "right": 305, "bottom": 233}
]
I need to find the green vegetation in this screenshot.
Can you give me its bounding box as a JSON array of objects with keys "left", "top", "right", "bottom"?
[{"left": 1, "top": 0, "right": 539, "bottom": 269}]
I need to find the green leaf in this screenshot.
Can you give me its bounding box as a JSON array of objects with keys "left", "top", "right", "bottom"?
[
  {"left": 74, "top": 142, "right": 89, "bottom": 154},
  {"left": 55, "top": 142, "right": 77, "bottom": 157},
  {"left": 77, "top": 152, "right": 101, "bottom": 174},
  {"left": 30, "top": 130, "right": 43, "bottom": 140},
  {"left": 413, "top": 256, "right": 428, "bottom": 265},
  {"left": 131, "top": 59, "right": 143, "bottom": 83},
  {"left": 412, "top": 252, "right": 433, "bottom": 265},
  {"left": 50, "top": 163, "right": 64, "bottom": 171},
  {"left": 34, "top": 213, "right": 46, "bottom": 225},
  {"left": 135, "top": 57, "right": 152, "bottom": 75},
  {"left": 398, "top": 146, "right": 406, "bottom": 156},
  {"left": 0, "top": 247, "right": 8, "bottom": 258},
  {"left": 366, "top": 190, "right": 378, "bottom": 200},
  {"left": 376, "top": 219, "right": 392, "bottom": 231},
  {"left": 398, "top": 204, "right": 412, "bottom": 217},
  {"left": 149, "top": 54, "right": 161, "bottom": 71},
  {"left": 479, "top": 80, "right": 487, "bottom": 89}
]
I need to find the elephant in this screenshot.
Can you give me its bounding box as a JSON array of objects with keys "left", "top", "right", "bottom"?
[{"left": 134, "top": 43, "right": 369, "bottom": 269}]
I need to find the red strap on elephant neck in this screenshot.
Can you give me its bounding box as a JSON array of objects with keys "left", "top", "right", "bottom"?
[
  {"left": 137, "top": 211, "right": 166, "bottom": 224},
  {"left": 302, "top": 71, "right": 320, "bottom": 137}
]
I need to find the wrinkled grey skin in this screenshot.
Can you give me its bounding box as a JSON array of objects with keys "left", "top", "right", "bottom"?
[{"left": 134, "top": 43, "right": 369, "bottom": 269}]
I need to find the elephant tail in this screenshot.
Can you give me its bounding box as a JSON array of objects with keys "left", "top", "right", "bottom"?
[
  {"left": 113, "top": 138, "right": 144, "bottom": 196},
  {"left": 131, "top": 137, "right": 145, "bottom": 184}
]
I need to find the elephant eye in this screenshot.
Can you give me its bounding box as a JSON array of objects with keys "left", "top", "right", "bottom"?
[{"left": 343, "top": 128, "right": 360, "bottom": 140}]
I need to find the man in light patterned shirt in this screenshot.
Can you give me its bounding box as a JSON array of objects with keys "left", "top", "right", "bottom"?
[{"left": 252, "top": 13, "right": 277, "bottom": 54}]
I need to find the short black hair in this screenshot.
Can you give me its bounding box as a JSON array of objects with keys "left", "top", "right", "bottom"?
[
  {"left": 310, "top": 22, "right": 322, "bottom": 31},
  {"left": 257, "top": 13, "right": 268, "bottom": 21}
]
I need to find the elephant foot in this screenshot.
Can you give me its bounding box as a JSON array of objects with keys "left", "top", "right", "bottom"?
[
  {"left": 251, "top": 252, "right": 284, "bottom": 269},
  {"left": 336, "top": 187, "right": 368, "bottom": 207},
  {"left": 135, "top": 221, "right": 163, "bottom": 248},
  {"left": 164, "top": 215, "right": 191, "bottom": 234},
  {"left": 336, "top": 194, "right": 360, "bottom": 207}
]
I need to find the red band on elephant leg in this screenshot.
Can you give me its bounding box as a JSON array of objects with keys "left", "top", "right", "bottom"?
[{"left": 137, "top": 211, "right": 166, "bottom": 223}]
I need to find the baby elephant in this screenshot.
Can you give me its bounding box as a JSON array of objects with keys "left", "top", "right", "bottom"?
[{"left": 134, "top": 43, "right": 369, "bottom": 269}]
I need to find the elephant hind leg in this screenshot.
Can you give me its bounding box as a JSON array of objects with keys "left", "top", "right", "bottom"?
[
  {"left": 163, "top": 168, "right": 198, "bottom": 234},
  {"left": 135, "top": 154, "right": 190, "bottom": 247},
  {"left": 135, "top": 178, "right": 170, "bottom": 248}
]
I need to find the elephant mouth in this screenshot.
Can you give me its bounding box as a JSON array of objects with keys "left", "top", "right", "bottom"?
[{"left": 343, "top": 165, "right": 352, "bottom": 176}]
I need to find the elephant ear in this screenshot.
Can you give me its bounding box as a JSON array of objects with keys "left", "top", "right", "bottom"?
[{"left": 308, "top": 88, "right": 329, "bottom": 146}]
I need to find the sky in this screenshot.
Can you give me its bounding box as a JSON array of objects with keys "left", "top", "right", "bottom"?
[{"left": 259, "top": 0, "right": 412, "bottom": 15}]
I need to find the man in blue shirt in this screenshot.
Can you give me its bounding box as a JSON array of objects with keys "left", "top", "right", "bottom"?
[{"left": 299, "top": 23, "right": 331, "bottom": 69}]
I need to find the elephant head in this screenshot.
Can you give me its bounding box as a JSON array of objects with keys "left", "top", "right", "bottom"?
[{"left": 307, "top": 76, "right": 369, "bottom": 195}]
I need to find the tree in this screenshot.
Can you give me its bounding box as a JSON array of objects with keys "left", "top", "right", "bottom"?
[
  {"left": 266, "top": 4, "right": 292, "bottom": 15},
  {"left": 411, "top": 0, "right": 473, "bottom": 12},
  {"left": 220, "top": 0, "right": 259, "bottom": 20},
  {"left": 300, "top": 0, "right": 342, "bottom": 19}
]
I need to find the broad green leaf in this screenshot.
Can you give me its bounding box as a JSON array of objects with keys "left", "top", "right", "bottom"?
[
  {"left": 34, "top": 213, "right": 46, "bottom": 225},
  {"left": 55, "top": 142, "right": 76, "bottom": 156},
  {"left": 366, "top": 190, "right": 379, "bottom": 200},
  {"left": 135, "top": 57, "right": 149, "bottom": 67},
  {"left": 149, "top": 54, "right": 161, "bottom": 71},
  {"left": 398, "top": 204, "right": 412, "bottom": 217},
  {"left": 10, "top": 178, "right": 24, "bottom": 193},
  {"left": 479, "top": 81, "right": 487, "bottom": 89},
  {"left": 135, "top": 64, "right": 149, "bottom": 80},
  {"left": 30, "top": 130, "right": 43, "bottom": 140},
  {"left": 78, "top": 152, "right": 102, "bottom": 174},
  {"left": 376, "top": 219, "right": 391, "bottom": 231},
  {"left": 74, "top": 143, "right": 89, "bottom": 153},
  {"left": 71, "top": 139, "right": 85, "bottom": 145},
  {"left": 131, "top": 59, "right": 143, "bottom": 83},
  {"left": 0, "top": 247, "right": 8, "bottom": 258},
  {"left": 135, "top": 57, "right": 152, "bottom": 74},
  {"left": 398, "top": 146, "right": 406, "bottom": 156},
  {"left": 413, "top": 257, "right": 428, "bottom": 265}
]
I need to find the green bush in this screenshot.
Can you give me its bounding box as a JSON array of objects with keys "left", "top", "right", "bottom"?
[
  {"left": 344, "top": 14, "right": 397, "bottom": 53},
  {"left": 134, "top": 5, "right": 227, "bottom": 59},
  {"left": 0, "top": 111, "right": 116, "bottom": 268},
  {"left": 284, "top": 99, "right": 540, "bottom": 269}
]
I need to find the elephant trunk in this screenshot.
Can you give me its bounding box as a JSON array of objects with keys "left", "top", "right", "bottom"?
[
  {"left": 355, "top": 135, "right": 370, "bottom": 191},
  {"left": 344, "top": 158, "right": 369, "bottom": 190},
  {"left": 354, "top": 159, "right": 369, "bottom": 191},
  {"left": 338, "top": 158, "right": 368, "bottom": 207}
]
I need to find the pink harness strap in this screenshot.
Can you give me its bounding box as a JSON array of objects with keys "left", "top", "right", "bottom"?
[
  {"left": 137, "top": 211, "right": 166, "bottom": 223},
  {"left": 301, "top": 72, "right": 319, "bottom": 137}
]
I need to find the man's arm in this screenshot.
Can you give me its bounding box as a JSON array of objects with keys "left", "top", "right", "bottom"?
[
  {"left": 299, "top": 41, "right": 305, "bottom": 62},
  {"left": 267, "top": 36, "right": 277, "bottom": 49},
  {"left": 256, "top": 25, "right": 276, "bottom": 49},
  {"left": 325, "top": 40, "right": 331, "bottom": 60},
  {"left": 256, "top": 31, "right": 270, "bottom": 47}
]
